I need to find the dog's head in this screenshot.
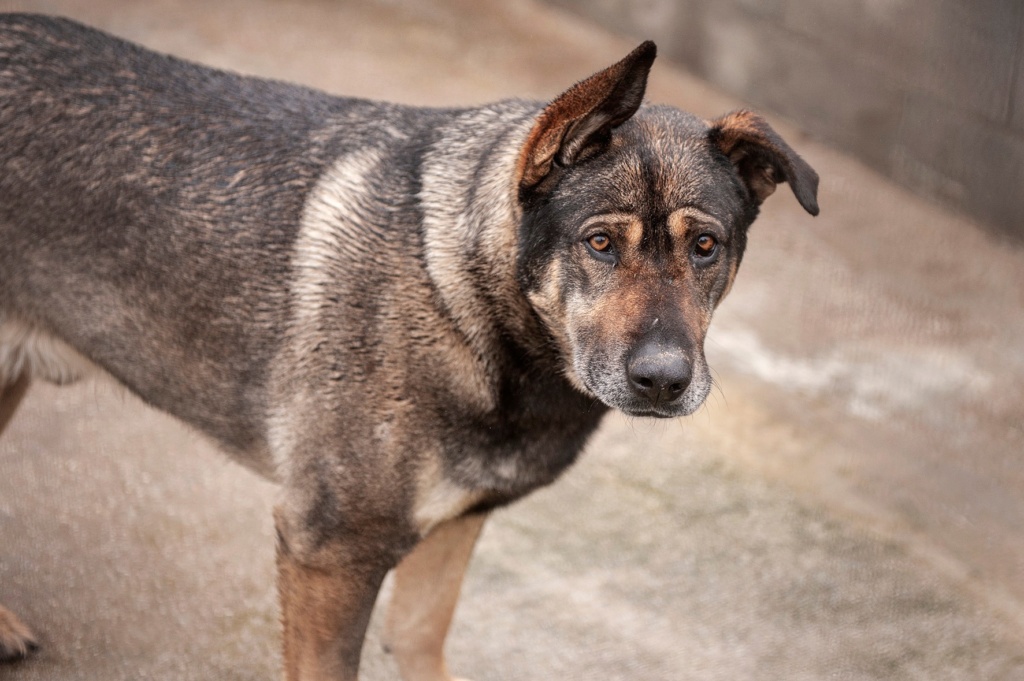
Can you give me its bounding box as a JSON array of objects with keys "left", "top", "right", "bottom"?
[{"left": 515, "top": 42, "right": 819, "bottom": 418}]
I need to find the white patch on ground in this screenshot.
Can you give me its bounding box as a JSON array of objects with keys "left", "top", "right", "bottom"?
[{"left": 708, "top": 326, "right": 993, "bottom": 421}]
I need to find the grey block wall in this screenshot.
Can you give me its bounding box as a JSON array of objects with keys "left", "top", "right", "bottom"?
[{"left": 545, "top": 0, "right": 1024, "bottom": 241}]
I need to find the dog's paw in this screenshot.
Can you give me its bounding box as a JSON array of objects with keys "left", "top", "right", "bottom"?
[{"left": 0, "top": 604, "right": 38, "bottom": 663}]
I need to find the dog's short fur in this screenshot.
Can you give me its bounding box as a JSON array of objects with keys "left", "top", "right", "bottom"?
[{"left": 0, "top": 14, "right": 818, "bottom": 680}]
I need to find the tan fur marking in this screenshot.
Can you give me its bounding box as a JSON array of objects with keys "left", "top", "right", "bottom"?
[
  {"left": 525, "top": 258, "right": 593, "bottom": 395},
  {"left": 622, "top": 216, "right": 644, "bottom": 253},
  {"left": 385, "top": 514, "right": 486, "bottom": 681},
  {"left": 588, "top": 283, "right": 656, "bottom": 342},
  {"left": 412, "top": 457, "right": 485, "bottom": 537},
  {"left": 666, "top": 206, "right": 724, "bottom": 244},
  {"left": 0, "top": 604, "right": 37, "bottom": 662},
  {"left": 276, "top": 509, "right": 388, "bottom": 681},
  {"left": 581, "top": 212, "right": 643, "bottom": 255},
  {"left": 719, "top": 257, "right": 740, "bottom": 306}
]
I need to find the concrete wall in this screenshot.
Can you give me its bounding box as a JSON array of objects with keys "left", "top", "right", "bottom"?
[{"left": 545, "top": 0, "right": 1024, "bottom": 241}]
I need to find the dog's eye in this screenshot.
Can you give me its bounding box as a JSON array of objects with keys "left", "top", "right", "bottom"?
[
  {"left": 693, "top": 234, "right": 718, "bottom": 259},
  {"left": 587, "top": 234, "right": 612, "bottom": 252},
  {"left": 584, "top": 233, "right": 616, "bottom": 263}
]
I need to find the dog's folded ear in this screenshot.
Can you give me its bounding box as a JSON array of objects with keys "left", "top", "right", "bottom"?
[
  {"left": 517, "top": 41, "right": 657, "bottom": 194},
  {"left": 708, "top": 110, "right": 820, "bottom": 216}
]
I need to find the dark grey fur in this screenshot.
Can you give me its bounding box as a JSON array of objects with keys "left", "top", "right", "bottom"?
[{"left": 0, "top": 14, "right": 818, "bottom": 677}]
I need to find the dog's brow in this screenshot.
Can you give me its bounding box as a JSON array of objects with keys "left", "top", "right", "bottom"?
[
  {"left": 581, "top": 213, "right": 643, "bottom": 251},
  {"left": 667, "top": 206, "right": 723, "bottom": 240},
  {"left": 581, "top": 212, "right": 640, "bottom": 231}
]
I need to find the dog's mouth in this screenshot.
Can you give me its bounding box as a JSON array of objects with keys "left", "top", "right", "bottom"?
[
  {"left": 579, "top": 361, "right": 715, "bottom": 419},
  {"left": 618, "top": 405, "right": 675, "bottom": 417},
  {"left": 618, "top": 397, "right": 704, "bottom": 419},
  {"left": 621, "top": 407, "right": 679, "bottom": 419},
  {"left": 579, "top": 378, "right": 712, "bottom": 420}
]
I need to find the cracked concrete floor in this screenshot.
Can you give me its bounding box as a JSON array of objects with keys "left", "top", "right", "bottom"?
[{"left": 1, "top": 0, "right": 1023, "bottom": 679}]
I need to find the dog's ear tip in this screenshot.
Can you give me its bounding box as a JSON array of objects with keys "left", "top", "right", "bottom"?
[
  {"left": 634, "top": 40, "right": 657, "bottom": 61},
  {"left": 795, "top": 168, "right": 820, "bottom": 216},
  {"left": 803, "top": 188, "right": 821, "bottom": 216},
  {"left": 625, "top": 41, "right": 658, "bottom": 75}
]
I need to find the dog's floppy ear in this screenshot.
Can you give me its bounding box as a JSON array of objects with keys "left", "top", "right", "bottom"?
[
  {"left": 517, "top": 41, "right": 657, "bottom": 193},
  {"left": 709, "top": 110, "right": 819, "bottom": 216}
]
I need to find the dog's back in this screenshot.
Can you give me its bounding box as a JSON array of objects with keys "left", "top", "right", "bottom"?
[{"left": 0, "top": 15, "right": 445, "bottom": 456}]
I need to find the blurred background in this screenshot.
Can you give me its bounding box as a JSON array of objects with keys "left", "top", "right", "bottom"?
[{"left": 0, "top": 1, "right": 1022, "bottom": 680}]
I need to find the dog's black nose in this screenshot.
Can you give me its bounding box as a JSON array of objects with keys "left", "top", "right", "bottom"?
[{"left": 626, "top": 342, "right": 692, "bottom": 407}]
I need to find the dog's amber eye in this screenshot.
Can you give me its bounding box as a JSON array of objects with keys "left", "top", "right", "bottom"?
[
  {"left": 694, "top": 234, "right": 718, "bottom": 258},
  {"left": 587, "top": 234, "right": 612, "bottom": 252}
]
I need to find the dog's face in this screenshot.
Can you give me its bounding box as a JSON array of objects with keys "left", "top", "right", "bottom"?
[
  {"left": 516, "top": 43, "right": 819, "bottom": 418},
  {"left": 520, "top": 109, "right": 747, "bottom": 417}
]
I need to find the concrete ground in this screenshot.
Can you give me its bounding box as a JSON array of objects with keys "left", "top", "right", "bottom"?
[{"left": 1, "top": 0, "right": 1023, "bottom": 679}]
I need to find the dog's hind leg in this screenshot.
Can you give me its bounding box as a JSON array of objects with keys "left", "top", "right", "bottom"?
[
  {"left": 0, "top": 373, "right": 39, "bottom": 663},
  {"left": 384, "top": 513, "right": 487, "bottom": 681}
]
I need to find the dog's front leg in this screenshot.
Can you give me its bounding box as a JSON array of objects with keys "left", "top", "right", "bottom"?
[
  {"left": 275, "top": 507, "right": 393, "bottom": 681},
  {"left": 384, "top": 513, "right": 487, "bottom": 681},
  {"left": 0, "top": 373, "right": 38, "bottom": 663},
  {"left": 0, "top": 373, "right": 30, "bottom": 435}
]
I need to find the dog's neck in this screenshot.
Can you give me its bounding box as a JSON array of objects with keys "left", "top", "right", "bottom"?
[{"left": 419, "top": 102, "right": 566, "bottom": 391}]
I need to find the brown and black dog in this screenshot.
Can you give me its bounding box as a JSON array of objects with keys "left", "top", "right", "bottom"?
[{"left": 0, "top": 14, "right": 818, "bottom": 680}]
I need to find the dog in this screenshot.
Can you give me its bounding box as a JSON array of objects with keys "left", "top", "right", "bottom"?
[{"left": 0, "top": 13, "right": 819, "bottom": 680}]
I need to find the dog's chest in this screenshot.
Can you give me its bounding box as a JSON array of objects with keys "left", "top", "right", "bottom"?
[
  {"left": 439, "top": 390, "right": 606, "bottom": 497},
  {"left": 404, "top": 384, "right": 606, "bottom": 535}
]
